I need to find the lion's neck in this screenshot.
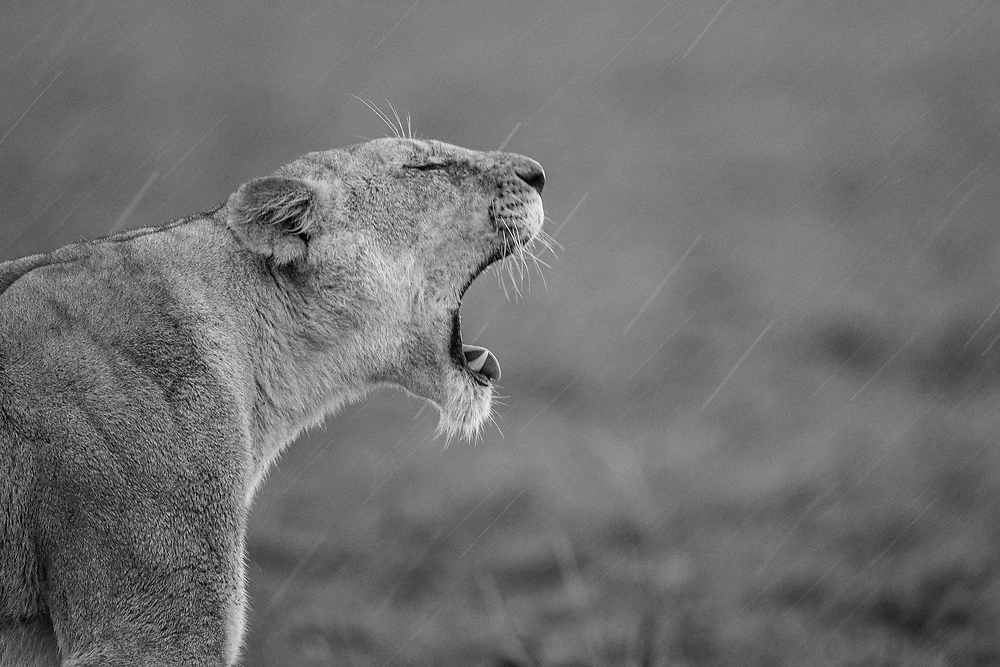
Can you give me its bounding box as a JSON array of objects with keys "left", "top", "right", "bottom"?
[{"left": 145, "top": 216, "right": 366, "bottom": 497}]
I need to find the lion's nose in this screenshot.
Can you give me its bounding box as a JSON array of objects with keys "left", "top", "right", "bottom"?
[{"left": 515, "top": 159, "right": 545, "bottom": 195}]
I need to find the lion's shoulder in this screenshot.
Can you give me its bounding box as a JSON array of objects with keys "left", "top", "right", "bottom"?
[{"left": 0, "top": 252, "right": 65, "bottom": 299}]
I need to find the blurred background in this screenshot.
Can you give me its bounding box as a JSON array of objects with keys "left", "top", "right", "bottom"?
[{"left": 4, "top": 1, "right": 1000, "bottom": 664}]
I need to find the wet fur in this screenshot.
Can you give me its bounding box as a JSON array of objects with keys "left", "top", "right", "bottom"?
[{"left": 0, "top": 137, "right": 543, "bottom": 666}]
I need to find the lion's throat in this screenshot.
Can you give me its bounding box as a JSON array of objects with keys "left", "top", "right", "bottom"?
[{"left": 462, "top": 344, "right": 501, "bottom": 382}]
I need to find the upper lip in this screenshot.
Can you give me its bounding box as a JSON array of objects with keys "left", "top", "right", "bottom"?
[{"left": 459, "top": 247, "right": 506, "bottom": 300}]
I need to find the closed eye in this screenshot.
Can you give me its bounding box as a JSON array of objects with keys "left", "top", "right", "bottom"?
[{"left": 405, "top": 162, "right": 448, "bottom": 171}]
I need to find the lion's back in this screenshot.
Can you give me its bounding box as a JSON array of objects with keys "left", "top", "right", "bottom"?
[
  {"left": 0, "top": 376, "right": 45, "bottom": 621},
  {"left": 0, "top": 259, "right": 51, "bottom": 618},
  {"left": 0, "top": 266, "right": 82, "bottom": 622}
]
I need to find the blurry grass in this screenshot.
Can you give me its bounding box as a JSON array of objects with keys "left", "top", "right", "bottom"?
[{"left": 245, "top": 348, "right": 1000, "bottom": 665}]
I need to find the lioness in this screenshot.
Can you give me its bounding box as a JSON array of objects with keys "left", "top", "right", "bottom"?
[{"left": 0, "top": 137, "right": 545, "bottom": 666}]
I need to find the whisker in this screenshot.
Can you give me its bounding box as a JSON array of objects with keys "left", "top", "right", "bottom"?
[
  {"left": 370, "top": 102, "right": 399, "bottom": 138},
  {"left": 507, "top": 258, "right": 522, "bottom": 299},
  {"left": 518, "top": 244, "right": 531, "bottom": 293},
  {"left": 507, "top": 240, "right": 519, "bottom": 299},
  {"left": 536, "top": 229, "right": 563, "bottom": 254},
  {"left": 486, "top": 410, "right": 504, "bottom": 438},
  {"left": 525, "top": 248, "right": 553, "bottom": 270},
  {"left": 526, "top": 248, "right": 549, "bottom": 290},
  {"left": 353, "top": 96, "right": 399, "bottom": 138},
  {"left": 497, "top": 259, "right": 511, "bottom": 300},
  {"left": 385, "top": 99, "right": 406, "bottom": 140}
]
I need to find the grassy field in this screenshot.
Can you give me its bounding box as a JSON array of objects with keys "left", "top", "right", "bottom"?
[{"left": 4, "top": 2, "right": 1000, "bottom": 664}]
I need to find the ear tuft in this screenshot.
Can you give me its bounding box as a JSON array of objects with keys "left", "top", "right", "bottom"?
[{"left": 227, "top": 176, "right": 324, "bottom": 264}]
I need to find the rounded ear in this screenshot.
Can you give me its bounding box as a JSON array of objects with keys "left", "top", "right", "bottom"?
[{"left": 226, "top": 176, "right": 328, "bottom": 265}]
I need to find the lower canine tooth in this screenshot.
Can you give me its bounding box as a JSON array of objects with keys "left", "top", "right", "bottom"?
[
  {"left": 466, "top": 351, "right": 489, "bottom": 372},
  {"left": 462, "top": 344, "right": 501, "bottom": 381}
]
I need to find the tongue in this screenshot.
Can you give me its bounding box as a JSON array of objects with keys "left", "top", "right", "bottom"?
[{"left": 462, "top": 344, "right": 501, "bottom": 381}]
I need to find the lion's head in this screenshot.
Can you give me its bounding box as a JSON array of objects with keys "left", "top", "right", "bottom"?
[{"left": 226, "top": 137, "right": 546, "bottom": 440}]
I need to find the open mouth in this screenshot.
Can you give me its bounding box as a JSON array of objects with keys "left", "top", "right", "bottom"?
[{"left": 448, "top": 247, "right": 509, "bottom": 386}]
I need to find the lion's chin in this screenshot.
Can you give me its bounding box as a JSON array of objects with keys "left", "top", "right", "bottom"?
[{"left": 432, "top": 367, "right": 494, "bottom": 443}]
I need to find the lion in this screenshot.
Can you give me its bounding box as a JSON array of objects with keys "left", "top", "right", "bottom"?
[{"left": 0, "top": 136, "right": 546, "bottom": 666}]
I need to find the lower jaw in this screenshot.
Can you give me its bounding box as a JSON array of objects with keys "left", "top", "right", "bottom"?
[
  {"left": 435, "top": 368, "right": 494, "bottom": 440},
  {"left": 468, "top": 371, "right": 490, "bottom": 387}
]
